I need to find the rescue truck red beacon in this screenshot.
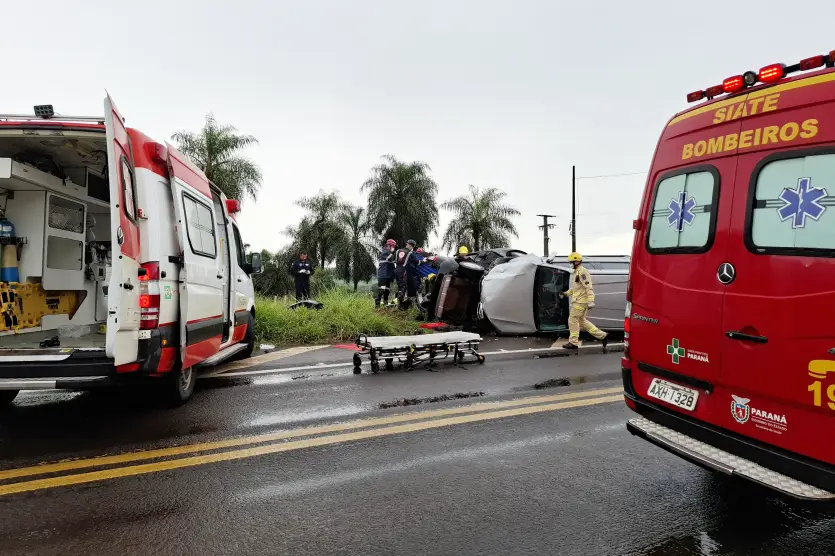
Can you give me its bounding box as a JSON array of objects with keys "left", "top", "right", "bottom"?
[
  {"left": 0, "top": 96, "right": 263, "bottom": 408},
  {"left": 624, "top": 51, "right": 835, "bottom": 500}
]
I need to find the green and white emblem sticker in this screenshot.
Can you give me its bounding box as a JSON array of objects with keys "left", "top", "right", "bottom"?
[
  {"left": 164, "top": 285, "right": 173, "bottom": 300},
  {"left": 667, "top": 338, "right": 709, "bottom": 364}
]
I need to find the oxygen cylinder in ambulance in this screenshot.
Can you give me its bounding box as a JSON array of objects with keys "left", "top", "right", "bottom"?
[{"left": 0, "top": 213, "right": 18, "bottom": 284}]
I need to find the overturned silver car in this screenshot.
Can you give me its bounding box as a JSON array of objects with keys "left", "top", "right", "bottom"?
[{"left": 423, "top": 251, "right": 629, "bottom": 335}]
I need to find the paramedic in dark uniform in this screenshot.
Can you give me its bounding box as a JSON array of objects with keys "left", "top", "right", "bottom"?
[
  {"left": 290, "top": 251, "right": 315, "bottom": 301},
  {"left": 394, "top": 240, "right": 416, "bottom": 305},
  {"left": 405, "top": 240, "right": 422, "bottom": 300},
  {"left": 375, "top": 239, "right": 397, "bottom": 307}
]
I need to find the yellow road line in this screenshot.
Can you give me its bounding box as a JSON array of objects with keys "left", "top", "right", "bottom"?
[
  {"left": 0, "top": 394, "right": 623, "bottom": 496},
  {"left": 0, "top": 387, "right": 623, "bottom": 481}
]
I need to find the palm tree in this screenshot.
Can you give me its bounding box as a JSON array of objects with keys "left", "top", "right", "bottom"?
[
  {"left": 441, "top": 185, "right": 520, "bottom": 252},
  {"left": 293, "top": 190, "right": 347, "bottom": 268},
  {"left": 362, "top": 154, "right": 439, "bottom": 247},
  {"left": 172, "top": 113, "right": 263, "bottom": 202},
  {"left": 335, "top": 206, "right": 377, "bottom": 291}
]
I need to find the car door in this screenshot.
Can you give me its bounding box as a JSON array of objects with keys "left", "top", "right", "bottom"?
[
  {"left": 720, "top": 148, "right": 835, "bottom": 463},
  {"left": 104, "top": 95, "right": 141, "bottom": 366},
  {"left": 629, "top": 158, "right": 736, "bottom": 420},
  {"left": 165, "top": 144, "right": 224, "bottom": 368}
]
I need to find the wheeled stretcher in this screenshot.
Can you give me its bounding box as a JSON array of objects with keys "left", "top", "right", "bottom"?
[{"left": 352, "top": 331, "right": 485, "bottom": 374}]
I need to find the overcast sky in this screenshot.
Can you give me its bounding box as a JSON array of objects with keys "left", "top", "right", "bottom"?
[{"left": 2, "top": 0, "right": 832, "bottom": 256}]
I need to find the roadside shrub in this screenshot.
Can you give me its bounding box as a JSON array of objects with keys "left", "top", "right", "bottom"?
[{"left": 254, "top": 290, "right": 423, "bottom": 346}]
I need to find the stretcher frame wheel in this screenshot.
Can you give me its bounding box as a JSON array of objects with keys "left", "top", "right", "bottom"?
[
  {"left": 477, "top": 354, "right": 486, "bottom": 364},
  {"left": 385, "top": 358, "right": 394, "bottom": 370},
  {"left": 352, "top": 353, "right": 362, "bottom": 367},
  {"left": 370, "top": 360, "right": 380, "bottom": 374}
]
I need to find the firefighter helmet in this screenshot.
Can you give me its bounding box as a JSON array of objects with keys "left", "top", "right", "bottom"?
[
  {"left": 567, "top": 252, "right": 583, "bottom": 262},
  {"left": 458, "top": 246, "right": 469, "bottom": 255}
]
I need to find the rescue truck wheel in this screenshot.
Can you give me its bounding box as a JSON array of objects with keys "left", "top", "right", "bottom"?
[
  {"left": 160, "top": 366, "right": 196, "bottom": 406},
  {"left": 0, "top": 389, "right": 19, "bottom": 409}
]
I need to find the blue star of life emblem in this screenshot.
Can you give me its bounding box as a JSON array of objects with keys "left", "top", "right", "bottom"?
[
  {"left": 667, "top": 191, "right": 697, "bottom": 232},
  {"left": 777, "top": 177, "right": 827, "bottom": 229}
]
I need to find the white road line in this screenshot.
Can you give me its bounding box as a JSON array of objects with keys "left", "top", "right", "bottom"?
[{"left": 202, "top": 343, "right": 624, "bottom": 379}]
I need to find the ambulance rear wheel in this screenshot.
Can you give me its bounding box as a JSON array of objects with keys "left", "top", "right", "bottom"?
[
  {"left": 0, "top": 389, "right": 19, "bottom": 409},
  {"left": 159, "top": 366, "right": 196, "bottom": 407}
]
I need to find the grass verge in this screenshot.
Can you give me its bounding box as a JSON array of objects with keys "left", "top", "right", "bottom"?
[{"left": 254, "top": 290, "right": 423, "bottom": 346}]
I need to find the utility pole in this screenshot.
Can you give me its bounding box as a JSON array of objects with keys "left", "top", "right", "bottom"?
[
  {"left": 571, "top": 165, "right": 577, "bottom": 253},
  {"left": 537, "top": 214, "right": 556, "bottom": 257}
]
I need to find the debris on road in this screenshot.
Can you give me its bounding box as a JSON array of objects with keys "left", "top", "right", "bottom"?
[{"left": 379, "top": 391, "right": 485, "bottom": 409}]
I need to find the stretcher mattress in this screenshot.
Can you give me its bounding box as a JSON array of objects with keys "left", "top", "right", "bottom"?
[{"left": 358, "top": 331, "right": 481, "bottom": 350}]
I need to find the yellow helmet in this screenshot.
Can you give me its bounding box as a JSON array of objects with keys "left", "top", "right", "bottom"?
[
  {"left": 458, "top": 246, "right": 469, "bottom": 255},
  {"left": 567, "top": 252, "right": 583, "bottom": 262},
  {"left": 427, "top": 273, "right": 437, "bottom": 281}
]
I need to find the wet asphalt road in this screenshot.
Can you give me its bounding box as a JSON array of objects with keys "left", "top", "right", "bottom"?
[{"left": 1, "top": 343, "right": 835, "bottom": 555}]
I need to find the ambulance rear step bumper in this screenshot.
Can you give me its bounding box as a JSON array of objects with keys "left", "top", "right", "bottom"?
[
  {"left": 0, "top": 376, "right": 112, "bottom": 390},
  {"left": 628, "top": 416, "right": 835, "bottom": 501}
]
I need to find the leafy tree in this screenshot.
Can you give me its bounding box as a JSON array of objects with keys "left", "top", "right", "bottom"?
[
  {"left": 362, "top": 154, "right": 439, "bottom": 247},
  {"left": 293, "top": 190, "right": 348, "bottom": 268},
  {"left": 440, "top": 185, "right": 520, "bottom": 252},
  {"left": 335, "top": 206, "right": 377, "bottom": 291},
  {"left": 172, "top": 113, "right": 262, "bottom": 202}
]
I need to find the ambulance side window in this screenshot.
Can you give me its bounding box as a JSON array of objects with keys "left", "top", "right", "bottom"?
[
  {"left": 231, "top": 225, "right": 246, "bottom": 269},
  {"left": 182, "top": 193, "right": 217, "bottom": 258},
  {"left": 647, "top": 168, "right": 719, "bottom": 254},
  {"left": 748, "top": 153, "right": 835, "bottom": 255}
]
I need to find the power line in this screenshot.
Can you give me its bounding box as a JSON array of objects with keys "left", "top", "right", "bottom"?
[{"left": 575, "top": 171, "right": 647, "bottom": 181}]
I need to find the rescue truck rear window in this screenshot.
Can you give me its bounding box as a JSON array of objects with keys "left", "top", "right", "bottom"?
[
  {"left": 648, "top": 171, "right": 716, "bottom": 252},
  {"left": 751, "top": 153, "right": 835, "bottom": 253},
  {"left": 183, "top": 194, "right": 217, "bottom": 258}
]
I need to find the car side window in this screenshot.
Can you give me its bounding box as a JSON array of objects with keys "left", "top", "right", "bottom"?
[
  {"left": 749, "top": 153, "right": 835, "bottom": 255},
  {"left": 647, "top": 169, "right": 718, "bottom": 253},
  {"left": 183, "top": 193, "right": 217, "bottom": 258}
]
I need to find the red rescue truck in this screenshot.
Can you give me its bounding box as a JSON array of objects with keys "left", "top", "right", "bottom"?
[
  {"left": 0, "top": 96, "right": 263, "bottom": 407},
  {"left": 624, "top": 51, "right": 835, "bottom": 499}
]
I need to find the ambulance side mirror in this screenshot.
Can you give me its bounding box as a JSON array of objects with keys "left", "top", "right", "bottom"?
[{"left": 245, "top": 252, "right": 263, "bottom": 275}]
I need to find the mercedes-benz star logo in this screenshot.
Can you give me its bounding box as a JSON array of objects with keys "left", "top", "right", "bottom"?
[{"left": 717, "top": 262, "right": 735, "bottom": 285}]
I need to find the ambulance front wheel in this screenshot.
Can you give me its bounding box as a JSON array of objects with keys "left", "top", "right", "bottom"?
[
  {"left": 0, "top": 389, "right": 19, "bottom": 409},
  {"left": 236, "top": 312, "right": 256, "bottom": 360}
]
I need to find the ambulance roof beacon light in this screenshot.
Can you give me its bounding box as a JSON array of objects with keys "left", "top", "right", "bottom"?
[
  {"left": 687, "top": 50, "right": 835, "bottom": 103},
  {"left": 33, "top": 104, "right": 54, "bottom": 119}
]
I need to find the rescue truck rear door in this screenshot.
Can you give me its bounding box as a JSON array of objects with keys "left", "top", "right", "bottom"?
[
  {"left": 720, "top": 145, "right": 835, "bottom": 460},
  {"left": 104, "top": 95, "right": 141, "bottom": 366},
  {"left": 165, "top": 145, "right": 225, "bottom": 369}
]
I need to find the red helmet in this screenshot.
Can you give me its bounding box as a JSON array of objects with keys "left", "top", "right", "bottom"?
[
  {"left": 386, "top": 239, "right": 397, "bottom": 247},
  {"left": 416, "top": 248, "right": 424, "bottom": 253}
]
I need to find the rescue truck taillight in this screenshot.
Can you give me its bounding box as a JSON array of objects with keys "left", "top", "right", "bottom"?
[
  {"left": 687, "top": 50, "right": 835, "bottom": 102},
  {"left": 139, "top": 262, "right": 161, "bottom": 330}
]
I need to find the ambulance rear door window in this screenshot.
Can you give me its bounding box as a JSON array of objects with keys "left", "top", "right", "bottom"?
[
  {"left": 647, "top": 168, "right": 719, "bottom": 253},
  {"left": 748, "top": 152, "right": 835, "bottom": 256}
]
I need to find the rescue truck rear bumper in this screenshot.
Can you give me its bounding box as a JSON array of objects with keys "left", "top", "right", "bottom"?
[{"left": 624, "top": 368, "right": 835, "bottom": 501}]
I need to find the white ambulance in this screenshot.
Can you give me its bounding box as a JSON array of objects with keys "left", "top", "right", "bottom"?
[{"left": 0, "top": 96, "right": 263, "bottom": 407}]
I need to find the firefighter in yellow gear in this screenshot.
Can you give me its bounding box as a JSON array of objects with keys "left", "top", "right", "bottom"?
[{"left": 559, "top": 252, "right": 608, "bottom": 350}]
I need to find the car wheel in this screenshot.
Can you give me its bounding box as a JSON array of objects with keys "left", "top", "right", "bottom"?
[
  {"left": 456, "top": 261, "right": 486, "bottom": 281},
  {"left": 0, "top": 389, "right": 19, "bottom": 409}
]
